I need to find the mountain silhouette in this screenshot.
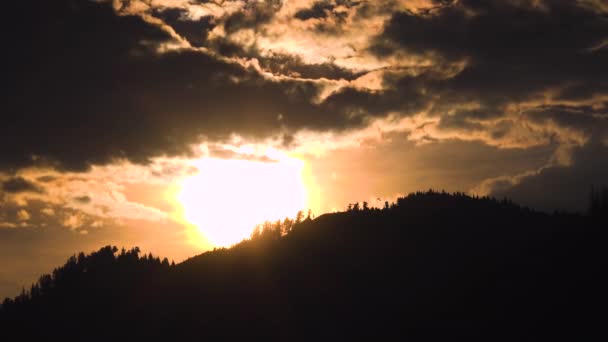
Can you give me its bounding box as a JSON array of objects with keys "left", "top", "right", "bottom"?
[{"left": 1, "top": 190, "right": 606, "bottom": 341}]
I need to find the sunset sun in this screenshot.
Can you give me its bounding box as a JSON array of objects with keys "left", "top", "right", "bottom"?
[{"left": 177, "top": 153, "right": 308, "bottom": 247}]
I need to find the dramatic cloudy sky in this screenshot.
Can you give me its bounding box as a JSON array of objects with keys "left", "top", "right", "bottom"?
[{"left": 1, "top": 0, "right": 607, "bottom": 298}]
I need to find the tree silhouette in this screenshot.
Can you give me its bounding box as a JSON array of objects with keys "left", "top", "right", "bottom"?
[{"left": 295, "top": 210, "right": 304, "bottom": 224}]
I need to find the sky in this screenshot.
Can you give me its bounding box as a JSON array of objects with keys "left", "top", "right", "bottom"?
[{"left": 1, "top": 0, "right": 607, "bottom": 298}]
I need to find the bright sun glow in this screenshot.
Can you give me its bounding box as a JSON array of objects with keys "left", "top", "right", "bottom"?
[{"left": 177, "top": 152, "right": 307, "bottom": 247}]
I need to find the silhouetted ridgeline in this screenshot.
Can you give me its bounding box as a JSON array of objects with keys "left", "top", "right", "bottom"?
[{"left": 1, "top": 190, "right": 607, "bottom": 341}]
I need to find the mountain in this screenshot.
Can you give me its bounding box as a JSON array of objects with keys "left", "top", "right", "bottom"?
[{"left": 1, "top": 191, "right": 606, "bottom": 341}]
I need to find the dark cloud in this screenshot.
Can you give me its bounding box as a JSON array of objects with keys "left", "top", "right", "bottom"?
[
  {"left": 295, "top": 1, "right": 336, "bottom": 20},
  {"left": 1, "top": 0, "right": 366, "bottom": 172},
  {"left": 256, "top": 53, "right": 364, "bottom": 80},
  {"left": 322, "top": 73, "right": 430, "bottom": 119},
  {"left": 74, "top": 196, "right": 92, "bottom": 204},
  {"left": 376, "top": 1, "right": 607, "bottom": 61},
  {"left": 152, "top": 7, "right": 216, "bottom": 47},
  {"left": 294, "top": 0, "right": 362, "bottom": 34},
  {"left": 36, "top": 176, "right": 57, "bottom": 183},
  {"left": 295, "top": 0, "right": 362, "bottom": 21},
  {"left": 523, "top": 105, "right": 608, "bottom": 140},
  {"left": 490, "top": 142, "right": 608, "bottom": 213},
  {"left": 437, "top": 112, "right": 485, "bottom": 132},
  {"left": 192, "top": 40, "right": 363, "bottom": 80},
  {"left": 373, "top": 0, "right": 608, "bottom": 108},
  {"left": 1, "top": 177, "right": 43, "bottom": 194},
  {"left": 224, "top": 0, "right": 282, "bottom": 33}
]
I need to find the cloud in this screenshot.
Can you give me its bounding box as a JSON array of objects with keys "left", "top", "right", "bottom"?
[
  {"left": 0, "top": 0, "right": 606, "bottom": 213},
  {"left": 36, "top": 176, "right": 57, "bottom": 183},
  {"left": 1, "top": 177, "right": 43, "bottom": 194},
  {"left": 0, "top": 159, "right": 193, "bottom": 231},
  {"left": 294, "top": 1, "right": 336, "bottom": 21},
  {"left": 223, "top": 0, "right": 281, "bottom": 34},
  {"left": 2, "top": 0, "right": 366, "bottom": 172},
  {"left": 254, "top": 53, "right": 365, "bottom": 80},
  {"left": 0, "top": 222, "right": 18, "bottom": 229},
  {"left": 4, "top": 0, "right": 604, "bottom": 174},
  {"left": 90, "top": 220, "right": 104, "bottom": 228},
  {"left": 151, "top": 7, "right": 216, "bottom": 47},
  {"left": 17, "top": 209, "right": 31, "bottom": 221},
  {"left": 478, "top": 142, "right": 608, "bottom": 212},
  {"left": 365, "top": 0, "right": 608, "bottom": 145},
  {"left": 41, "top": 208, "right": 55, "bottom": 216},
  {"left": 62, "top": 213, "right": 84, "bottom": 230},
  {"left": 74, "top": 196, "right": 92, "bottom": 204}
]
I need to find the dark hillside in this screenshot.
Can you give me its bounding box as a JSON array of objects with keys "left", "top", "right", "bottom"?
[{"left": 1, "top": 191, "right": 606, "bottom": 341}]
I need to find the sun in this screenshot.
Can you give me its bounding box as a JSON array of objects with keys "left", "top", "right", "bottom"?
[{"left": 177, "top": 152, "right": 308, "bottom": 247}]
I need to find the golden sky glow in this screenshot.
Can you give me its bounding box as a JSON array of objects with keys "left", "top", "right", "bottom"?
[{"left": 177, "top": 152, "right": 308, "bottom": 247}]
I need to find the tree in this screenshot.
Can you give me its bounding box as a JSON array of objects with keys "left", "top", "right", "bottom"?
[
  {"left": 162, "top": 258, "right": 170, "bottom": 267},
  {"left": 251, "top": 225, "right": 262, "bottom": 239},
  {"left": 295, "top": 210, "right": 304, "bottom": 223},
  {"left": 283, "top": 217, "right": 294, "bottom": 234},
  {"left": 273, "top": 220, "right": 282, "bottom": 238}
]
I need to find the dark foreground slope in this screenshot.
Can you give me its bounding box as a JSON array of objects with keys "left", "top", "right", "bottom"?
[{"left": 1, "top": 192, "right": 606, "bottom": 341}]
